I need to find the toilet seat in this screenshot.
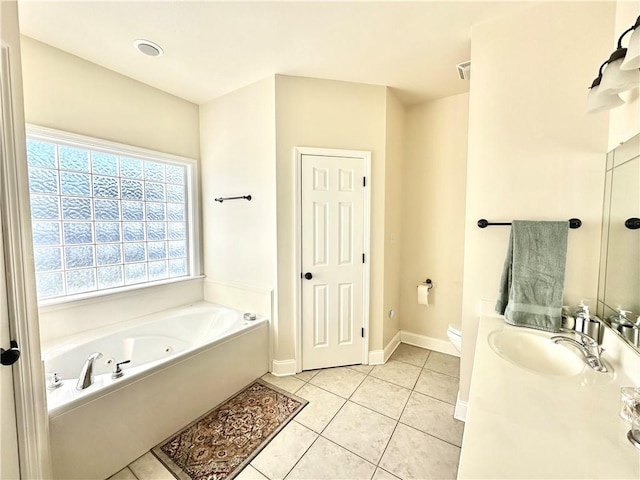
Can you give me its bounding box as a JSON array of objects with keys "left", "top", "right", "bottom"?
[
  {"left": 447, "top": 324, "right": 462, "bottom": 354},
  {"left": 447, "top": 324, "right": 462, "bottom": 337}
]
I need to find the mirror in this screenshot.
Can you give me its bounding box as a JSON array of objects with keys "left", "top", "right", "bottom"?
[{"left": 597, "top": 133, "right": 640, "bottom": 352}]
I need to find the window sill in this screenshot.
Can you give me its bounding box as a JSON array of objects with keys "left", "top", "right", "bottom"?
[{"left": 37, "top": 275, "right": 206, "bottom": 313}]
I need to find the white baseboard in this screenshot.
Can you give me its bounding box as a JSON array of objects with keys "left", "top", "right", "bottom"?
[
  {"left": 271, "top": 359, "right": 296, "bottom": 376},
  {"left": 454, "top": 392, "right": 468, "bottom": 422},
  {"left": 290, "top": 331, "right": 452, "bottom": 371},
  {"left": 368, "top": 331, "right": 401, "bottom": 365},
  {"left": 384, "top": 331, "right": 401, "bottom": 361},
  {"left": 368, "top": 349, "right": 384, "bottom": 365},
  {"left": 400, "top": 330, "right": 460, "bottom": 357}
]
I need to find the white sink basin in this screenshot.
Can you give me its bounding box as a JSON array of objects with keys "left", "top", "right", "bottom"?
[{"left": 488, "top": 327, "right": 586, "bottom": 376}]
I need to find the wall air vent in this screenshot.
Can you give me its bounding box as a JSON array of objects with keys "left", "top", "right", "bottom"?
[{"left": 457, "top": 61, "right": 471, "bottom": 80}]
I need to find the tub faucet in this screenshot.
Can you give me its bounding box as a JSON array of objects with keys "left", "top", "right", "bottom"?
[
  {"left": 76, "top": 352, "right": 103, "bottom": 390},
  {"left": 551, "top": 332, "right": 607, "bottom": 373}
]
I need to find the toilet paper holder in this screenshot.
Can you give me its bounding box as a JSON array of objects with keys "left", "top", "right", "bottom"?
[{"left": 421, "top": 279, "right": 433, "bottom": 291}]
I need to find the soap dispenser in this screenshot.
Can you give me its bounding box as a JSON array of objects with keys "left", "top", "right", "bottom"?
[{"left": 574, "top": 304, "right": 590, "bottom": 333}]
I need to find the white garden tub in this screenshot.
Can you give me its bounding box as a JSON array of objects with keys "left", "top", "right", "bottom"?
[{"left": 44, "top": 301, "right": 269, "bottom": 479}]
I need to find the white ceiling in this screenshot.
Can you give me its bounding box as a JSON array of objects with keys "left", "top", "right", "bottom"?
[{"left": 17, "top": 1, "right": 534, "bottom": 106}]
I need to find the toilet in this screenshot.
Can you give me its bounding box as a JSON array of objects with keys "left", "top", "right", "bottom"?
[{"left": 447, "top": 323, "right": 462, "bottom": 353}]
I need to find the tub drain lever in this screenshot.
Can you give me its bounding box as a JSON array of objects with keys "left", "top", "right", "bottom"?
[{"left": 112, "top": 360, "right": 131, "bottom": 379}]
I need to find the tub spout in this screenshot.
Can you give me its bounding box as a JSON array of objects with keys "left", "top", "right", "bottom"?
[{"left": 76, "top": 352, "right": 103, "bottom": 390}]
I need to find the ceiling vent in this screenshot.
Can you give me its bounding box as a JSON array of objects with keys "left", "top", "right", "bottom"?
[{"left": 457, "top": 61, "right": 471, "bottom": 80}]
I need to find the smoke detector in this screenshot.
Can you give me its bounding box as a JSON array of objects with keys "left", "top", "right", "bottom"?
[
  {"left": 134, "top": 39, "right": 164, "bottom": 57},
  {"left": 456, "top": 61, "right": 471, "bottom": 80}
]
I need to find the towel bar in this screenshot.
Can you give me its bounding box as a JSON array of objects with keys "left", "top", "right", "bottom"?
[
  {"left": 214, "top": 195, "right": 252, "bottom": 203},
  {"left": 477, "top": 218, "right": 582, "bottom": 229}
]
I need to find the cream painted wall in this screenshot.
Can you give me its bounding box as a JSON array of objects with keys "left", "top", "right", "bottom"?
[
  {"left": 460, "top": 2, "right": 615, "bottom": 404},
  {"left": 274, "top": 75, "right": 388, "bottom": 360},
  {"left": 199, "top": 77, "right": 277, "bottom": 296},
  {"left": 382, "top": 89, "right": 405, "bottom": 346},
  {"left": 20, "top": 35, "right": 203, "bottom": 341},
  {"left": 400, "top": 93, "right": 468, "bottom": 342},
  {"left": 20, "top": 36, "right": 200, "bottom": 159},
  {"left": 608, "top": 1, "right": 640, "bottom": 149}
]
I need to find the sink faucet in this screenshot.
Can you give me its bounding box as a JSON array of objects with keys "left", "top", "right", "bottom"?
[
  {"left": 551, "top": 332, "right": 607, "bottom": 373},
  {"left": 76, "top": 352, "right": 103, "bottom": 390}
]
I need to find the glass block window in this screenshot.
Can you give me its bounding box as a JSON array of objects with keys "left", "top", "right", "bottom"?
[{"left": 26, "top": 130, "right": 194, "bottom": 301}]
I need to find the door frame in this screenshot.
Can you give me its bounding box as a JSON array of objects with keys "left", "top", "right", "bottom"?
[
  {"left": 294, "top": 147, "right": 371, "bottom": 372},
  {"left": 0, "top": 19, "right": 52, "bottom": 478}
]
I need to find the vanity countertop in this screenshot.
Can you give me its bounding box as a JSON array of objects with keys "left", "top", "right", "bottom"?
[{"left": 458, "top": 314, "right": 640, "bottom": 479}]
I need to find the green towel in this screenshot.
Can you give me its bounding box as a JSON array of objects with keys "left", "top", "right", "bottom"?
[{"left": 495, "top": 220, "right": 569, "bottom": 333}]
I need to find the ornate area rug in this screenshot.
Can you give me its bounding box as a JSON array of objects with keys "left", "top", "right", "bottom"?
[{"left": 152, "top": 379, "right": 307, "bottom": 480}]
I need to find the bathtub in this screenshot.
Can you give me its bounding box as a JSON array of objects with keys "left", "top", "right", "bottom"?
[{"left": 44, "top": 301, "right": 269, "bottom": 480}]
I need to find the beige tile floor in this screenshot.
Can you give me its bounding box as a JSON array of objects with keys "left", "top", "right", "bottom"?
[{"left": 109, "top": 344, "right": 463, "bottom": 480}]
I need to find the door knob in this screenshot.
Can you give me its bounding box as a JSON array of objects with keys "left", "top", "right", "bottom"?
[
  {"left": 625, "top": 218, "right": 640, "bottom": 230},
  {"left": 1, "top": 340, "right": 20, "bottom": 366},
  {"left": 304, "top": 272, "right": 313, "bottom": 280}
]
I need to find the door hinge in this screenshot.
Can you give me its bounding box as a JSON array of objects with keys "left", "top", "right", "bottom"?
[
  {"left": 362, "top": 253, "right": 365, "bottom": 263},
  {"left": 363, "top": 176, "right": 366, "bottom": 187},
  {"left": 361, "top": 328, "right": 365, "bottom": 338}
]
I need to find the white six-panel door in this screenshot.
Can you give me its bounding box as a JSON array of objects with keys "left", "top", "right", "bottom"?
[{"left": 301, "top": 154, "right": 365, "bottom": 370}]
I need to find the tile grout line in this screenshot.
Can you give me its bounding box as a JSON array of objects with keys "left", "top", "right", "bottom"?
[
  {"left": 124, "top": 466, "right": 141, "bottom": 480},
  {"left": 248, "top": 464, "right": 271, "bottom": 480},
  {"left": 374, "top": 376, "right": 415, "bottom": 476},
  {"left": 249, "top": 463, "right": 270, "bottom": 480},
  {"left": 396, "top": 418, "right": 464, "bottom": 450},
  {"left": 263, "top": 370, "right": 355, "bottom": 479},
  {"left": 422, "top": 367, "right": 461, "bottom": 380},
  {"left": 281, "top": 433, "right": 323, "bottom": 480},
  {"left": 396, "top": 387, "right": 464, "bottom": 448},
  {"left": 303, "top": 370, "right": 367, "bottom": 400},
  {"left": 298, "top": 369, "right": 369, "bottom": 434},
  {"left": 409, "top": 355, "right": 464, "bottom": 453},
  {"left": 335, "top": 364, "right": 411, "bottom": 471},
  {"left": 397, "top": 421, "right": 463, "bottom": 452},
  {"left": 381, "top": 352, "right": 463, "bottom": 462},
  {"left": 388, "top": 351, "right": 431, "bottom": 369},
  {"left": 375, "top": 420, "right": 401, "bottom": 477},
  {"left": 293, "top": 366, "right": 400, "bottom": 473},
  {"left": 372, "top": 372, "right": 422, "bottom": 391},
  {"left": 271, "top": 371, "right": 350, "bottom": 437},
  {"left": 249, "top": 412, "right": 318, "bottom": 479},
  {"left": 345, "top": 392, "right": 409, "bottom": 424},
  {"left": 316, "top": 434, "right": 379, "bottom": 473},
  {"left": 420, "top": 354, "right": 461, "bottom": 379},
  {"left": 297, "top": 369, "right": 406, "bottom": 427},
  {"left": 295, "top": 389, "right": 344, "bottom": 436},
  {"left": 408, "top": 388, "right": 458, "bottom": 407}
]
